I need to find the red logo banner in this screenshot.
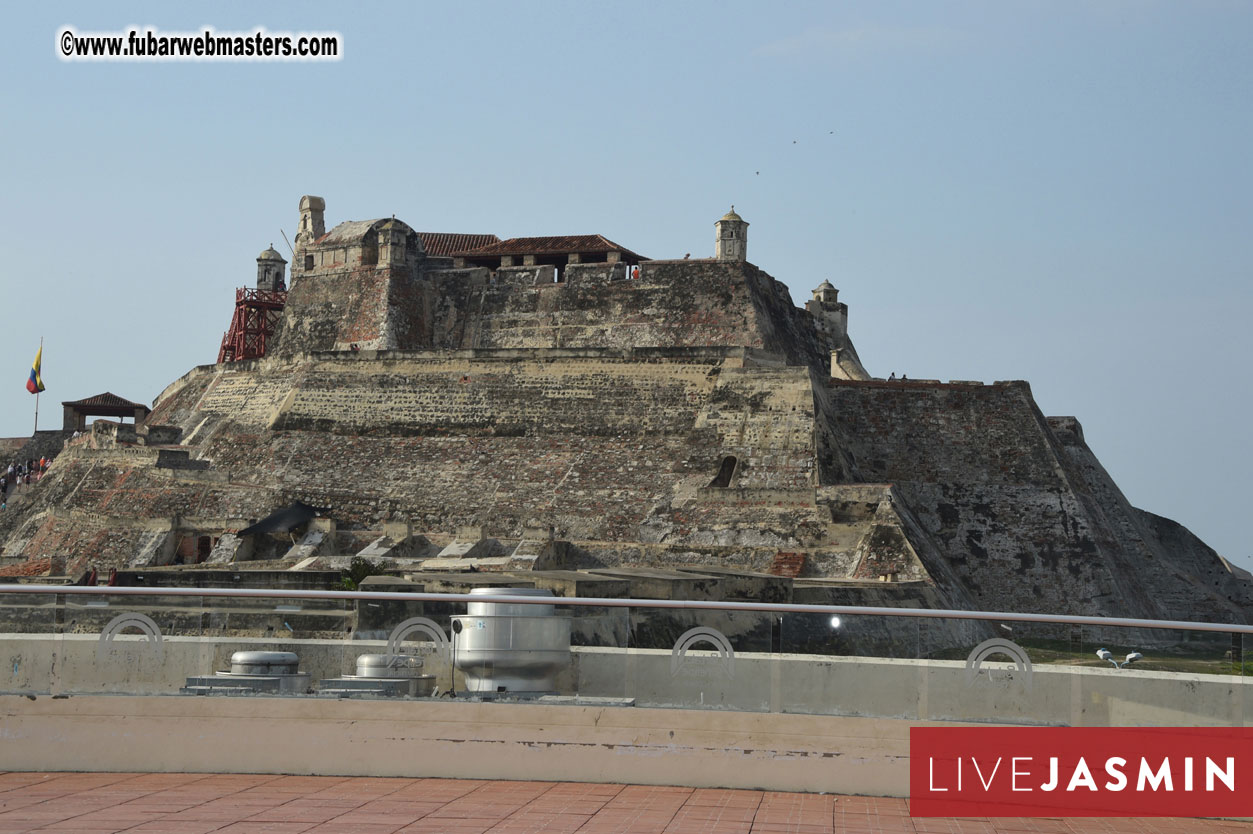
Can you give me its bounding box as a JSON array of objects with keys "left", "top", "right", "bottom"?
[{"left": 910, "top": 727, "right": 1253, "bottom": 818}]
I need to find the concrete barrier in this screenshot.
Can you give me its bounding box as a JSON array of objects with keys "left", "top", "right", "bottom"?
[
  {"left": 1, "top": 633, "right": 1249, "bottom": 794},
  {"left": 2, "top": 634, "right": 1248, "bottom": 726},
  {"left": 0, "top": 694, "right": 915, "bottom": 795}
]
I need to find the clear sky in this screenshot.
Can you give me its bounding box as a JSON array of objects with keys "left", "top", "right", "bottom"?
[{"left": 2, "top": 2, "right": 1250, "bottom": 568}]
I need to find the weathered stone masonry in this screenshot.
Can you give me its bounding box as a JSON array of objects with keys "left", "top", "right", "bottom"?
[{"left": 1, "top": 196, "right": 1247, "bottom": 639}]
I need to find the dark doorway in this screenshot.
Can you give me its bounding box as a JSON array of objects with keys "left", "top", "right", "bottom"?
[{"left": 708, "top": 456, "right": 738, "bottom": 488}]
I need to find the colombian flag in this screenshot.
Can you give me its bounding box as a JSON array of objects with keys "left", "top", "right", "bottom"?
[{"left": 26, "top": 346, "right": 44, "bottom": 394}]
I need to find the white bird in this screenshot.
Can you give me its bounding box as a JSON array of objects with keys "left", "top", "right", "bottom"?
[
  {"left": 1123, "top": 652, "right": 1143, "bottom": 666},
  {"left": 1096, "top": 648, "right": 1118, "bottom": 667}
]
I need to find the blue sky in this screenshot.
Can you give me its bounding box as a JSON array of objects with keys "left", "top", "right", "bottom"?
[{"left": 2, "top": 2, "right": 1250, "bottom": 568}]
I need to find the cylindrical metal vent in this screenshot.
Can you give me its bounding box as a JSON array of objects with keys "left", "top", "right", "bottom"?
[
  {"left": 355, "top": 653, "right": 426, "bottom": 679},
  {"left": 229, "top": 651, "right": 300, "bottom": 676},
  {"left": 466, "top": 587, "right": 556, "bottom": 617},
  {"left": 452, "top": 587, "right": 571, "bottom": 694}
]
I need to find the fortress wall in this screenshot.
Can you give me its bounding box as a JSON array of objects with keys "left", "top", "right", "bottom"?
[
  {"left": 5, "top": 350, "right": 826, "bottom": 550},
  {"left": 129, "top": 352, "right": 818, "bottom": 539},
  {"left": 383, "top": 267, "right": 430, "bottom": 351},
  {"left": 697, "top": 366, "right": 816, "bottom": 489},
  {"left": 0, "top": 449, "right": 279, "bottom": 562},
  {"left": 151, "top": 365, "right": 220, "bottom": 415},
  {"left": 493, "top": 265, "right": 551, "bottom": 287},
  {"left": 1133, "top": 509, "right": 1253, "bottom": 614},
  {"left": 15, "top": 514, "right": 165, "bottom": 569},
  {"left": 564, "top": 262, "right": 628, "bottom": 285},
  {"left": 420, "top": 261, "right": 831, "bottom": 370},
  {"left": 182, "top": 354, "right": 813, "bottom": 536},
  {"left": 271, "top": 259, "right": 838, "bottom": 376},
  {"left": 828, "top": 380, "right": 1066, "bottom": 486},
  {"left": 70, "top": 472, "right": 250, "bottom": 521},
  {"left": 443, "top": 262, "right": 761, "bottom": 350},
  {"left": 192, "top": 370, "right": 300, "bottom": 426},
  {"left": 655, "top": 498, "right": 830, "bottom": 551},
  {"left": 269, "top": 355, "right": 721, "bottom": 436},
  {"left": 826, "top": 380, "right": 1149, "bottom": 616},
  {"left": 823, "top": 380, "right": 1249, "bottom": 622},
  {"left": 0, "top": 460, "right": 120, "bottom": 545},
  {"left": 895, "top": 481, "right": 1154, "bottom": 617},
  {"left": 198, "top": 431, "right": 719, "bottom": 540},
  {"left": 0, "top": 431, "right": 69, "bottom": 467},
  {"left": 272, "top": 266, "right": 415, "bottom": 355},
  {"left": 1047, "top": 417, "right": 1252, "bottom": 622}
]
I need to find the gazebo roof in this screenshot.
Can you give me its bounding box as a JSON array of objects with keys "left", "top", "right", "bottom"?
[{"left": 61, "top": 392, "right": 151, "bottom": 417}]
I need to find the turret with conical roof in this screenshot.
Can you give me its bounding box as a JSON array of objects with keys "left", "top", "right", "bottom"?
[{"left": 714, "top": 205, "right": 748, "bottom": 261}]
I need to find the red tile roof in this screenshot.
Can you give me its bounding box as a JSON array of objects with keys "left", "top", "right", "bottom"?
[
  {"left": 61, "top": 392, "right": 150, "bottom": 410},
  {"left": 418, "top": 233, "right": 501, "bottom": 257},
  {"left": 312, "top": 223, "right": 498, "bottom": 256},
  {"left": 453, "top": 234, "right": 647, "bottom": 262}
]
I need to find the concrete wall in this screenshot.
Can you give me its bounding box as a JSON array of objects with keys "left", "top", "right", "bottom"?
[
  {"left": 0, "top": 694, "right": 915, "bottom": 796},
  {"left": 3, "top": 642, "right": 1250, "bottom": 796},
  {"left": 4, "top": 634, "right": 1247, "bottom": 728}
]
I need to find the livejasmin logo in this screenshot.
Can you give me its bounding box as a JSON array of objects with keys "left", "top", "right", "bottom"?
[
  {"left": 928, "top": 753, "right": 1234, "bottom": 794},
  {"left": 910, "top": 727, "right": 1253, "bottom": 818}
]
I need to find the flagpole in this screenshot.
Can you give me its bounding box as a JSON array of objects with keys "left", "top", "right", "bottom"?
[{"left": 33, "top": 336, "right": 42, "bottom": 434}]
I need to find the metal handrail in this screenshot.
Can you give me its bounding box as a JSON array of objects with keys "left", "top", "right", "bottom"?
[{"left": 2, "top": 583, "right": 1249, "bottom": 634}]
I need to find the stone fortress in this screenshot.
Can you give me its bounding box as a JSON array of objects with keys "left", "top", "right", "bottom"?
[{"left": 1, "top": 196, "right": 1250, "bottom": 640}]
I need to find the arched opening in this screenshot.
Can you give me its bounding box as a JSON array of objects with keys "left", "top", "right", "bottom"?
[{"left": 708, "top": 455, "right": 738, "bottom": 488}]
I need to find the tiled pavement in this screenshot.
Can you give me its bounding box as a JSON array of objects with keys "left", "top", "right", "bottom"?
[{"left": 0, "top": 774, "right": 1248, "bottom": 834}]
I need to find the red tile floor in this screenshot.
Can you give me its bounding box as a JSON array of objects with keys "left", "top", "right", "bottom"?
[{"left": 0, "top": 774, "right": 1248, "bottom": 834}]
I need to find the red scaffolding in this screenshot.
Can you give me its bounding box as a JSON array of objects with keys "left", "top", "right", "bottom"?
[{"left": 217, "top": 288, "right": 287, "bottom": 363}]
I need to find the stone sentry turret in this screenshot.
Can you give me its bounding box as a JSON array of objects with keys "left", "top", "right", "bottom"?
[
  {"left": 274, "top": 195, "right": 427, "bottom": 355},
  {"left": 290, "top": 195, "right": 424, "bottom": 280},
  {"left": 806, "top": 279, "right": 868, "bottom": 380},
  {"left": 714, "top": 206, "right": 748, "bottom": 261},
  {"left": 293, "top": 195, "right": 326, "bottom": 266},
  {"left": 256, "top": 245, "right": 286, "bottom": 292},
  {"left": 806, "top": 280, "right": 847, "bottom": 341}
]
